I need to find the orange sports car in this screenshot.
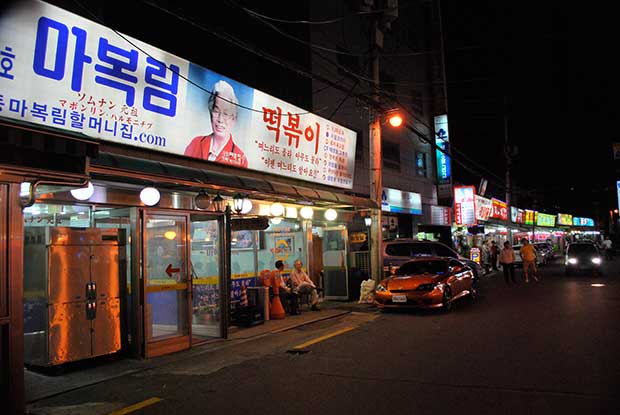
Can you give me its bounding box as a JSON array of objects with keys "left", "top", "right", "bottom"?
[{"left": 375, "top": 257, "right": 477, "bottom": 312}]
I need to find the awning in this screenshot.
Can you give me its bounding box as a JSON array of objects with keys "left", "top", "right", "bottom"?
[
  {"left": 0, "top": 120, "right": 98, "bottom": 178},
  {"left": 91, "top": 151, "right": 377, "bottom": 209}
]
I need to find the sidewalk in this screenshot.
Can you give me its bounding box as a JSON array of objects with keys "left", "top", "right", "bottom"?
[{"left": 25, "top": 300, "right": 371, "bottom": 404}]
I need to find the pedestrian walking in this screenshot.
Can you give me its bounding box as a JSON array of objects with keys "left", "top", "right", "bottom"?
[
  {"left": 481, "top": 241, "right": 492, "bottom": 274},
  {"left": 490, "top": 241, "right": 499, "bottom": 270},
  {"left": 603, "top": 236, "right": 613, "bottom": 260},
  {"left": 519, "top": 239, "right": 539, "bottom": 283},
  {"left": 499, "top": 241, "right": 516, "bottom": 284}
]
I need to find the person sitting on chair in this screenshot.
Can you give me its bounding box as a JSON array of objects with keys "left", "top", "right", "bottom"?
[
  {"left": 291, "top": 260, "right": 321, "bottom": 311},
  {"left": 274, "top": 260, "right": 299, "bottom": 315}
]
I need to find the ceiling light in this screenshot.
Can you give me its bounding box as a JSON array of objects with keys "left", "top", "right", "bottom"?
[
  {"left": 70, "top": 182, "right": 95, "bottom": 201},
  {"left": 140, "top": 187, "right": 160, "bottom": 206}
]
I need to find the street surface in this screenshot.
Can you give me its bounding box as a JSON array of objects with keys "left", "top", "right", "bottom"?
[{"left": 28, "top": 258, "right": 620, "bottom": 415}]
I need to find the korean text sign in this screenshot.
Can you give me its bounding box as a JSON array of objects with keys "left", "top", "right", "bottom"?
[
  {"left": 536, "top": 213, "right": 556, "bottom": 227},
  {"left": 557, "top": 213, "right": 573, "bottom": 226},
  {"left": 490, "top": 198, "right": 508, "bottom": 220},
  {"left": 474, "top": 195, "right": 492, "bottom": 221},
  {"left": 0, "top": 0, "right": 357, "bottom": 189},
  {"left": 454, "top": 186, "right": 476, "bottom": 226}
]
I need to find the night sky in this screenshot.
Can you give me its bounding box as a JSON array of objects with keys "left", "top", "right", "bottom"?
[{"left": 443, "top": 2, "right": 618, "bottom": 219}]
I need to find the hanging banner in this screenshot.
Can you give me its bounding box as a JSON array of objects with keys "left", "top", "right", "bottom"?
[
  {"left": 474, "top": 195, "right": 492, "bottom": 221},
  {"left": 491, "top": 198, "right": 508, "bottom": 221},
  {"left": 0, "top": 0, "right": 356, "bottom": 189},
  {"left": 454, "top": 186, "right": 476, "bottom": 226}
]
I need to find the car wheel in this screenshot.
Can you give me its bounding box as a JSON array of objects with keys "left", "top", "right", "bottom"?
[
  {"left": 469, "top": 283, "right": 478, "bottom": 302},
  {"left": 441, "top": 287, "right": 452, "bottom": 312}
]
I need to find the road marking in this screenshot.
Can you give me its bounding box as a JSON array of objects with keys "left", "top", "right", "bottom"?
[
  {"left": 292, "top": 326, "right": 356, "bottom": 350},
  {"left": 107, "top": 397, "right": 162, "bottom": 415}
]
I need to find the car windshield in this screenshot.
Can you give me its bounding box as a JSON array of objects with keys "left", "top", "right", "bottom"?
[
  {"left": 568, "top": 244, "right": 597, "bottom": 255},
  {"left": 396, "top": 260, "right": 447, "bottom": 276}
]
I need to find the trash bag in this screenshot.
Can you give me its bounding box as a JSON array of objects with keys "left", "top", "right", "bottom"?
[{"left": 358, "top": 279, "right": 376, "bottom": 303}]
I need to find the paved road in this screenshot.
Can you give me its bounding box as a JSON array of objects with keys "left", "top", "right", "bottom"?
[{"left": 29, "top": 258, "right": 620, "bottom": 415}]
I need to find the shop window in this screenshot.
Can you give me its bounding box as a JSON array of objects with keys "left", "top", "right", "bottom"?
[
  {"left": 415, "top": 151, "right": 427, "bottom": 177},
  {"left": 257, "top": 218, "right": 307, "bottom": 277},
  {"left": 382, "top": 141, "right": 401, "bottom": 171}
]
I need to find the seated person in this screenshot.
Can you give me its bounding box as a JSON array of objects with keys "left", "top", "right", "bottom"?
[
  {"left": 274, "top": 260, "right": 299, "bottom": 315},
  {"left": 290, "top": 260, "right": 320, "bottom": 311}
]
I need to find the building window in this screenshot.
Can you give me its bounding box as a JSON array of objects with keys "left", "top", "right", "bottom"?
[
  {"left": 382, "top": 141, "right": 400, "bottom": 171},
  {"left": 415, "top": 151, "right": 427, "bottom": 177}
]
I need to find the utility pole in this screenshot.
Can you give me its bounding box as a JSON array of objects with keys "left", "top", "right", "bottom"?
[
  {"left": 369, "top": 13, "right": 383, "bottom": 282},
  {"left": 503, "top": 96, "right": 511, "bottom": 207}
]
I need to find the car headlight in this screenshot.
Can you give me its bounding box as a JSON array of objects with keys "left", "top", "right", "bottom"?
[
  {"left": 567, "top": 258, "right": 578, "bottom": 264},
  {"left": 416, "top": 283, "right": 438, "bottom": 291},
  {"left": 376, "top": 284, "right": 388, "bottom": 292},
  {"left": 592, "top": 257, "right": 602, "bottom": 264}
]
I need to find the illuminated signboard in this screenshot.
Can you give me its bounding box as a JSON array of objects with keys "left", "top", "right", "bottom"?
[
  {"left": 511, "top": 207, "right": 525, "bottom": 224},
  {"left": 557, "top": 213, "right": 573, "bottom": 226},
  {"left": 475, "top": 195, "right": 492, "bottom": 221},
  {"left": 536, "top": 213, "right": 556, "bottom": 227},
  {"left": 573, "top": 217, "right": 594, "bottom": 227},
  {"left": 617, "top": 181, "right": 620, "bottom": 213},
  {"left": 434, "top": 114, "right": 452, "bottom": 199},
  {"left": 431, "top": 205, "right": 451, "bottom": 226},
  {"left": 381, "top": 188, "right": 422, "bottom": 215},
  {"left": 491, "top": 198, "right": 508, "bottom": 221},
  {"left": 525, "top": 210, "right": 537, "bottom": 225},
  {"left": 0, "top": 0, "right": 357, "bottom": 189},
  {"left": 454, "top": 186, "right": 476, "bottom": 226}
]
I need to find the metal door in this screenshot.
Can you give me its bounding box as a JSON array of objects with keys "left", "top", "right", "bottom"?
[
  {"left": 321, "top": 226, "right": 349, "bottom": 300},
  {"left": 91, "top": 245, "right": 120, "bottom": 300},
  {"left": 92, "top": 298, "right": 121, "bottom": 357},
  {"left": 143, "top": 212, "right": 190, "bottom": 357},
  {"left": 49, "top": 245, "right": 90, "bottom": 304},
  {"left": 48, "top": 302, "right": 90, "bottom": 365}
]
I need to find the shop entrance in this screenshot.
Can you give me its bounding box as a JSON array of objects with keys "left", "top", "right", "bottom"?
[
  {"left": 142, "top": 211, "right": 224, "bottom": 357},
  {"left": 314, "top": 226, "right": 349, "bottom": 300}
]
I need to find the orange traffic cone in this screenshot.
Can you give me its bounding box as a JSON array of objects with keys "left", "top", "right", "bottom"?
[
  {"left": 269, "top": 271, "right": 286, "bottom": 320},
  {"left": 240, "top": 283, "right": 248, "bottom": 307}
]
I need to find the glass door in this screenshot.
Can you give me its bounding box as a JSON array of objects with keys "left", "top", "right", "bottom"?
[
  {"left": 189, "top": 214, "right": 223, "bottom": 342},
  {"left": 143, "top": 212, "right": 190, "bottom": 357},
  {"left": 321, "top": 226, "right": 349, "bottom": 300}
]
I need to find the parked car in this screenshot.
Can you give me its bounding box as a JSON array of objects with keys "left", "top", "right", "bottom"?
[
  {"left": 513, "top": 244, "right": 542, "bottom": 267},
  {"left": 375, "top": 257, "right": 477, "bottom": 312},
  {"left": 382, "top": 239, "right": 483, "bottom": 280},
  {"left": 533, "top": 242, "right": 554, "bottom": 264},
  {"left": 565, "top": 242, "right": 603, "bottom": 275}
]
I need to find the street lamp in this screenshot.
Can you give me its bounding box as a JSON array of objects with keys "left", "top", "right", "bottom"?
[
  {"left": 233, "top": 193, "right": 245, "bottom": 214},
  {"left": 213, "top": 193, "right": 225, "bottom": 213}
]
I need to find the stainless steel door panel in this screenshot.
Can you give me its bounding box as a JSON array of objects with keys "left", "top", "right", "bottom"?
[
  {"left": 49, "top": 246, "right": 90, "bottom": 304},
  {"left": 92, "top": 298, "right": 121, "bottom": 357},
  {"left": 49, "top": 227, "right": 119, "bottom": 245},
  {"left": 48, "top": 302, "right": 91, "bottom": 365},
  {"left": 91, "top": 245, "right": 120, "bottom": 299}
]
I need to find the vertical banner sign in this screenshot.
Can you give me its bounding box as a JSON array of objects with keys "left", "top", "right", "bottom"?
[
  {"left": 434, "top": 114, "right": 452, "bottom": 199},
  {"left": 454, "top": 186, "right": 476, "bottom": 226},
  {"left": 431, "top": 205, "right": 451, "bottom": 225},
  {"left": 617, "top": 181, "right": 620, "bottom": 211},
  {"left": 0, "top": 0, "right": 356, "bottom": 189}
]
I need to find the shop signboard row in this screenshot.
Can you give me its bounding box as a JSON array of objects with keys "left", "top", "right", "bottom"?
[
  {"left": 573, "top": 217, "right": 594, "bottom": 227},
  {"left": 557, "top": 213, "right": 573, "bottom": 226},
  {"left": 536, "top": 212, "right": 556, "bottom": 227},
  {"left": 431, "top": 205, "right": 451, "bottom": 226},
  {"left": 475, "top": 195, "right": 492, "bottom": 221},
  {"left": 0, "top": 0, "right": 357, "bottom": 189}
]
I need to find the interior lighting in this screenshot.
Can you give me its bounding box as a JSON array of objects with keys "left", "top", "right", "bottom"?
[
  {"left": 140, "top": 187, "right": 160, "bottom": 206},
  {"left": 270, "top": 217, "right": 283, "bottom": 225},
  {"left": 324, "top": 208, "right": 337, "bottom": 221},
  {"left": 270, "top": 202, "right": 285, "bottom": 217},
  {"left": 364, "top": 216, "right": 372, "bottom": 227},
  {"left": 300, "top": 206, "right": 314, "bottom": 219},
  {"left": 70, "top": 182, "right": 95, "bottom": 201},
  {"left": 164, "top": 231, "right": 177, "bottom": 240}
]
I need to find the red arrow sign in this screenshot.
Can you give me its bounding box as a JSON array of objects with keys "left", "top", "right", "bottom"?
[{"left": 166, "top": 264, "right": 180, "bottom": 277}]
